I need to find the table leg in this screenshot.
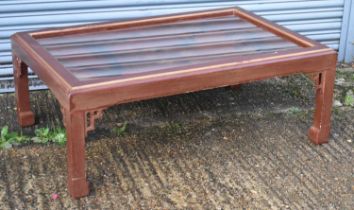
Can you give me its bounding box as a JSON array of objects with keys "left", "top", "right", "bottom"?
[
  {"left": 63, "top": 109, "right": 89, "bottom": 198},
  {"left": 13, "top": 53, "right": 35, "bottom": 126},
  {"left": 308, "top": 66, "right": 336, "bottom": 144}
]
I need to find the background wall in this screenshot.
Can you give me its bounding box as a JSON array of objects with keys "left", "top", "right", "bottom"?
[{"left": 0, "top": 0, "right": 352, "bottom": 92}]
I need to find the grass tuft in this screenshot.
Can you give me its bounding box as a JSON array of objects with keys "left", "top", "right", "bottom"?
[
  {"left": 0, "top": 126, "right": 66, "bottom": 150},
  {"left": 113, "top": 122, "right": 128, "bottom": 136}
]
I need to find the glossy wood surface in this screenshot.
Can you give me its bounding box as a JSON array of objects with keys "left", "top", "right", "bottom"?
[{"left": 36, "top": 15, "right": 301, "bottom": 82}]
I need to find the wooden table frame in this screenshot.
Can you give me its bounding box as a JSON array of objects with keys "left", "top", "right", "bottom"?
[{"left": 11, "top": 8, "right": 337, "bottom": 198}]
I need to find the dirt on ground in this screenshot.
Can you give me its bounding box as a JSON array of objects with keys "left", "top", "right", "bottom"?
[{"left": 0, "top": 70, "right": 353, "bottom": 209}]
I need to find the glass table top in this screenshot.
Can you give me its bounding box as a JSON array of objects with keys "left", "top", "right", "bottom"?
[{"left": 37, "top": 14, "right": 302, "bottom": 82}]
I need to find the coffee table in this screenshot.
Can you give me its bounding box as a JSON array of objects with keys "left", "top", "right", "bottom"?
[{"left": 11, "top": 8, "right": 337, "bottom": 198}]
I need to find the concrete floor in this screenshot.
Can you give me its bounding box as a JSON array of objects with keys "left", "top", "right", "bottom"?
[{"left": 0, "top": 72, "right": 353, "bottom": 209}]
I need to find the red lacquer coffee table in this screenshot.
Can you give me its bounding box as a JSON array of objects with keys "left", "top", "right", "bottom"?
[{"left": 11, "top": 8, "right": 336, "bottom": 198}]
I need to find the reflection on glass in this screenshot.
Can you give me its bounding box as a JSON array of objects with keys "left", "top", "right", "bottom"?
[{"left": 38, "top": 15, "right": 301, "bottom": 81}]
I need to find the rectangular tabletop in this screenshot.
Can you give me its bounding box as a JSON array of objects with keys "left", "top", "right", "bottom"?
[
  {"left": 12, "top": 8, "right": 335, "bottom": 110},
  {"left": 37, "top": 15, "right": 301, "bottom": 82}
]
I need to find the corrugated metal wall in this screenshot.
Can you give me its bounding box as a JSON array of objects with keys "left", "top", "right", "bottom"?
[
  {"left": 339, "top": 0, "right": 354, "bottom": 63},
  {"left": 0, "top": 0, "right": 345, "bottom": 92}
]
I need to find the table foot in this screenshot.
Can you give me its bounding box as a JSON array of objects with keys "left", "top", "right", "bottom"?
[
  {"left": 308, "top": 65, "right": 336, "bottom": 145},
  {"left": 18, "top": 111, "right": 35, "bottom": 126},
  {"left": 13, "top": 53, "right": 35, "bottom": 127},
  {"left": 63, "top": 109, "right": 89, "bottom": 198}
]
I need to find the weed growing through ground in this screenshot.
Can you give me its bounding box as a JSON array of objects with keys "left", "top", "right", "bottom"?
[
  {"left": 343, "top": 89, "right": 354, "bottom": 106},
  {"left": 167, "top": 122, "right": 184, "bottom": 135},
  {"left": 32, "top": 127, "right": 51, "bottom": 144},
  {"left": 113, "top": 122, "right": 128, "bottom": 136},
  {"left": 0, "top": 126, "right": 66, "bottom": 149},
  {"left": 0, "top": 126, "right": 29, "bottom": 149},
  {"left": 32, "top": 127, "right": 66, "bottom": 145},
  {"left": 285, "top": 107, "right": 308, "bottom": 120},
  {"left": 287, "top": 107, "right": 302, "bottom": 115},
  {"left": 51, "top": 128, "right": 66, "bottom": 145}
]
